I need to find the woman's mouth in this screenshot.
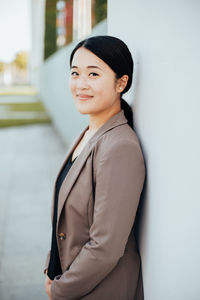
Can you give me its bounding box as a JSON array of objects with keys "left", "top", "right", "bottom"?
[{"left": 77, "top": 94, "right": 93, "bottom": 101}]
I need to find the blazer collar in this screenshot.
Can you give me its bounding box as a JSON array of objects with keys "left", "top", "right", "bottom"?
[
  {"left": 87, "top": 108, "right": 128, "bottom": 146},
  {"left": 55, "top": 109, "right": 128, "bottom": 225}
]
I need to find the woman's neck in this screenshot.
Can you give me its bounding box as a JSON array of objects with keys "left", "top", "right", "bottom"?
[{"left": 87, "top": 103, "right": 121, "bottom": 135}]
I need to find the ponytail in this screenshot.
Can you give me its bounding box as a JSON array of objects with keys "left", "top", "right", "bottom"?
[{"left": 120, "top": 97, "right": 134, "bottom": 130}]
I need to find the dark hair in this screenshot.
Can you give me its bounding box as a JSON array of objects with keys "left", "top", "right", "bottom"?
[{"left": 69, "top": 35, "right": 134, "bottom": 129}]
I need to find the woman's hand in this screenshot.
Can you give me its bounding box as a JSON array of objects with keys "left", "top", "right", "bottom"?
[{"left": 45, "top": 274, "right": 53, "bottom": 300}]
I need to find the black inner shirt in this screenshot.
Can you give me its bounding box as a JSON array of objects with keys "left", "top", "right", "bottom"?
[{"left": 47, "top": 151, "right": 78, "bottom": 280}]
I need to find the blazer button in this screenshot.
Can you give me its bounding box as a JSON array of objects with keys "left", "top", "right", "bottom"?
[{"left": 58, "top": 232, "right": 66, "bottom": 240}]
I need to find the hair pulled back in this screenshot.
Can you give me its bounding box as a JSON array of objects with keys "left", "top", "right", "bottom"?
[{"left": 69, "top": 35, "right": 134, "bottom": 129}]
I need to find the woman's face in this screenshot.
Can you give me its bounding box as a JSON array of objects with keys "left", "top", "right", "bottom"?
[{"left": 69, "top": 47, "right": 121, "bottom": 115}]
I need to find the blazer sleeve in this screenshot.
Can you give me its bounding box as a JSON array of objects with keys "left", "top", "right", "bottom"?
[{"left": 51, "top": 139, "right": 145, "bottom": 300}]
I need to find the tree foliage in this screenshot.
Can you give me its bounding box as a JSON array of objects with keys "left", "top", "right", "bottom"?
[
  {"left": 0, "top": 61, "right": 5, "bottom": 73},
  {"left": 44, "top": 0, "right": 57, "bottom": 60},
  {"left": 93, "top": 0, "right": 107, "bottom": 27},
  {"left": 14, "top": 51, "right": 28, "bottom": 70}
]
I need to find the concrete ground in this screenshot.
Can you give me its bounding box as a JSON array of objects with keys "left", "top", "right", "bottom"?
[{"left": 0, "top": 124, "right": 66, "bottom": 300}]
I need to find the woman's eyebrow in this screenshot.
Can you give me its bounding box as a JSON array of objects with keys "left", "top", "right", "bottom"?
[{"left": 71, "top": 65, "right": 103, "bottom": 70}]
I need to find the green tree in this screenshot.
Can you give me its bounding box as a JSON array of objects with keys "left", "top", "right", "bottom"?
[
  {"left": 93, "top": 0, "right": 107, "bottom": 27},
  {"left": 0, "top": 61, "right": 5, "bottom": 73},
  {"left": 14, "top": 51, "right": 28, "bottom": 70},
  {"left": 44, "top": 0, "right": 57, "bottom": 60}
]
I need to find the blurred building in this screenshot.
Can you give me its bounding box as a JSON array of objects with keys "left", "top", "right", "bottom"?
[
  {"left": 29, "top": 0, "right": 106, "bottom": 89},
  {"left": 0, "top": 52, "right": 30, "bottom": 86}
]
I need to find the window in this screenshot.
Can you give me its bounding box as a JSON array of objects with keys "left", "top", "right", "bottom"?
[
  {"left": 73, "top": 0, "right": 92, "bottom": 41},
  {"left": 44, "top": 0, "right": 107, "bottom": 59}
]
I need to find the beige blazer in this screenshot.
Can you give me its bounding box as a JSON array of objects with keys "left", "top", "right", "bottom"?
[{"left": 45, "top": 109, "right": 146, "bottom": 300}]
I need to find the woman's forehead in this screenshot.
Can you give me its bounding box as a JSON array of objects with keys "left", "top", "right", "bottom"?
[{"left": 71, "top": 47, "right": 107, "bottom": 70}]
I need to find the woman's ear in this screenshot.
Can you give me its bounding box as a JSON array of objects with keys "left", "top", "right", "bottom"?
[{"left": 116, "top": 75, "right": 129, "bottom": 93}]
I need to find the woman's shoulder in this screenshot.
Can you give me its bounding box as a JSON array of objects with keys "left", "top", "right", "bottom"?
[{"left": 93, "top": 123, "right": 144, "bottom": 162}]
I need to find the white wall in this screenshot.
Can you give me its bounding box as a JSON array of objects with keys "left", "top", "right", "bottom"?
[
  {"left": 108, "top": 1, "right": 200, "bottom": 299},
  {"left": 40, "top": 19, "right": 107, "bottom": 146}
]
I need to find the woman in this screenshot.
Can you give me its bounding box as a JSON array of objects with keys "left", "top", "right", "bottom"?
[{"left": 44, "top": 35, "right": 145, "bottom": 300}]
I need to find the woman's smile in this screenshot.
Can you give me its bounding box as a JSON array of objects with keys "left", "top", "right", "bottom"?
[{"left": 77, "top": 94, "right": 94, "bottom": 101}]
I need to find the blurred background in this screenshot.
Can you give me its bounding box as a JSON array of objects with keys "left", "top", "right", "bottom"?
[
  {"left": 0, "top": 1, "right": 200, "bottom": 300},
  {"left": 0, "top": 1, "right": 107, "bottom": 299},
  {"left": 0, "top": 0, "right": 107, "bottom": 133}
]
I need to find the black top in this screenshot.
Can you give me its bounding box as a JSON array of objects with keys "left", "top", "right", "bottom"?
[{"left": 47, "top": 152, "right": 78, "bottom": 280}]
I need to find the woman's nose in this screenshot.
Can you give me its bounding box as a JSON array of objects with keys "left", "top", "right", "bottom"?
[{"left": 77, "top": 76, "right": 89, "bottom": 89}]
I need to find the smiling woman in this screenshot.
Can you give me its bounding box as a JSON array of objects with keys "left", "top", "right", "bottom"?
[
  {"left": 44, "top": 35, "right": 145, "bottom": 300},
  {"left": 69, "top": 46, "right": 127, "bottom": 118}
]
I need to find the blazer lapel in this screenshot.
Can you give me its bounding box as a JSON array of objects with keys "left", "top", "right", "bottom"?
[
  {"left": 56, "top": 109, "right": 128, "bottom": 227},
  {"left": 50, "top": 125, "right": 89, "bottom": 220}
]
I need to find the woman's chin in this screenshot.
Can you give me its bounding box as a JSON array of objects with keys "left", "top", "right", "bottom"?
[
  {"left": 75, "top": 105, "right": 95, "bottom": 115},
  {"left": 76, "top": 107, "right": 91, "bottom": 115}
]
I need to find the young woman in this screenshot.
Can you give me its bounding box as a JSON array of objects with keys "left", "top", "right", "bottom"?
[{"left": 44, "top": 35, "right": 145, "bottom": 300}]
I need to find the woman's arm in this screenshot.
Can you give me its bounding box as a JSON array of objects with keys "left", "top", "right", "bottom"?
[{"left": 51, "top": 139, "right": 145, "bottom": 300}]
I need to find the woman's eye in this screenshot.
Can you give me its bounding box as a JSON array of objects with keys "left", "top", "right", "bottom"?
[
  {"left": 71, "top": 71, "right": 78, "bottom": 76},
  {"left": 89, "top": 72, "right": 99, "bottom": 77},
  {"left": 70, "top": 71, "right": 98, "bottom": 77}
]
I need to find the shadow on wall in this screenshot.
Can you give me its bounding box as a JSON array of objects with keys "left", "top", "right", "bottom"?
[{"left": 130, "top": 56, "right": 148, "bottom": 265}]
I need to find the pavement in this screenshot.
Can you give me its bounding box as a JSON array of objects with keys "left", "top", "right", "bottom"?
[
  {"left": 0, "top": 90, "right": 51, "bottom": 129},
  {"left": 0, "top": 123, "right": 66, "bottom": 300},
  {"left": 0, "top": 85, "right": 37, "bottom": 96},
  {"left": 0, "top": 95, "right": 38, "bottom": 103}
]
